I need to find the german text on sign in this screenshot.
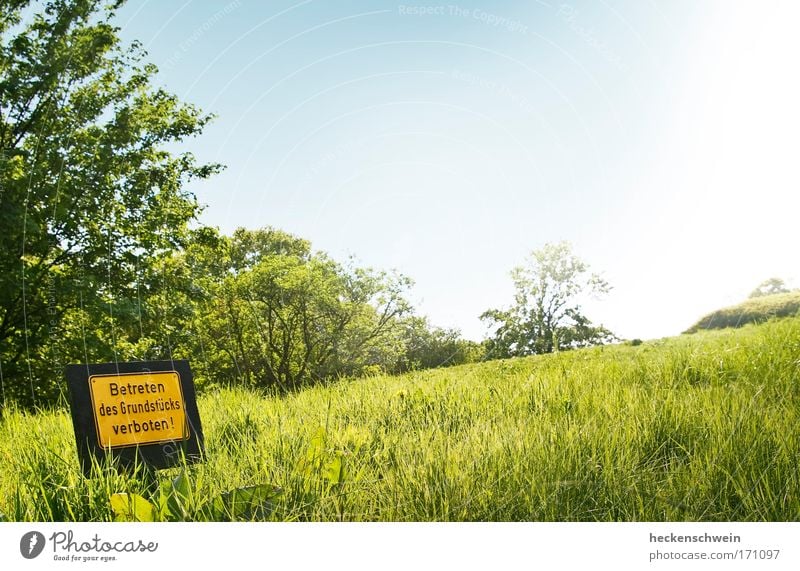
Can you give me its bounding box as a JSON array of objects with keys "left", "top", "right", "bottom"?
[{"left": 89, "top": 371, "right": 189, "bottom": 448}]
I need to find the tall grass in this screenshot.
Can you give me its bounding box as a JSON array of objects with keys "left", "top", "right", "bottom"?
[{"left": 1, "top": 317, "right": 799, "bottom": 521}]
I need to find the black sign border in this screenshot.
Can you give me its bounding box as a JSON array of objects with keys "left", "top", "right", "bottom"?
[{"left": 66, "top": 360, "right": 205, "bottom": 476}]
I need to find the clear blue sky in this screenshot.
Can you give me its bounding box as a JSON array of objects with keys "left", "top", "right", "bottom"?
[{"left": 114, "top": 0, "right": 799, "bottom": 341}]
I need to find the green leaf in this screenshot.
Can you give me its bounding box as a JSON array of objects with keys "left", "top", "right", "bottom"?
[
  {"left": 307, "top": 427, "right": 326, "bottom": 463},
  {"left": 156, "top": 481, "right": 173, "bottom": 521},
  {"left": 322, "top": 453, "right": 345, "bottom": 486},
  {"left": 110, "top": 493, "right": 155, "bottom": 522},
  {"left": 211, "top": 484, "right": 281, "bottom": 521},
  {"left": 172, "top": 471, "right": 191, "bottom": 498},
  {"left": 298, "top": 427, "right": 327, "bottom": 478},
  {"left": 155, "top": 470, "right": 194, "bottom": 521},
  {"left": 167, "top": 471, "right": 192, "bottom": 519}
]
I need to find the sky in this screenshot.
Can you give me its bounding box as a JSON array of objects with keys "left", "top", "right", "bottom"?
[{"left": 111, "top": 0, "right": 799, "bottom": 341}]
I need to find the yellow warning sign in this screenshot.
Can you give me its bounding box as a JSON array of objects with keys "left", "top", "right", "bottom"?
[{"left": 89, "top": 371, "right": 189, "bottom": 448}]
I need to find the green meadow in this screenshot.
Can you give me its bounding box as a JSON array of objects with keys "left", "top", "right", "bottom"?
[{"left": 1, "top": 316, "right": 798, "bottom": 522}]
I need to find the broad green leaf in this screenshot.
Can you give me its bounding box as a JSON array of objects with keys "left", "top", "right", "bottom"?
[
  {"left": 156, "top": 481, "right": 174, "bottom": 521},
  {"left": 172, "top": 471, "right": 191, "bottom": 498},
  {"left": 110, "top": 493, "right": 155, "bottom": 522},
  {"left": 298, "top": 427, "right": 327, "bottom": 478},
  {"left": 168, "top": 471, "right": 192, "bottom": 516},
  {"left": 155, "top": 471, "right": 194, "bottom": 521},
  {"left": 322, "top": 453, "right": 345, "bottom": 486},
  {"left": 212, "top": 484, "right": 281, "bottom": 521},
  {"left": 307, "top": 427, "right": 327, "bottom": 463}
]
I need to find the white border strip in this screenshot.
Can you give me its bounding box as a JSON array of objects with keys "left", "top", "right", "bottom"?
[{"left": 1, "top": 522, "right": 798, "bottom": 570}]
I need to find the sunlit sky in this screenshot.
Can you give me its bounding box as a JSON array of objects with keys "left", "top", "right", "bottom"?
[{"left": 113, "top": 0, "right": 799, "bottom": 341}]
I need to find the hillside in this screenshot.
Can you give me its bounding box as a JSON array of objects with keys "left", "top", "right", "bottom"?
[
  {"left": 685, "top": 290, "right": 800, "bottom": 333},
  {"left": 1, "top": 317, "right": 799, "bottom": 521}
]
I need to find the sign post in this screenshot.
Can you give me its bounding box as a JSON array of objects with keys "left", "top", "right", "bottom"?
[{"left": 66, "top": 360, "right": 204, "bottom": 476}]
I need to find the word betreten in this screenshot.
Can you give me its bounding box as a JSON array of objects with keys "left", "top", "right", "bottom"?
[{"left": 109, "top": 381, "right": 165, "bottom": 396}]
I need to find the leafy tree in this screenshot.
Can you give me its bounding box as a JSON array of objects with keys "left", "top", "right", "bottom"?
[
  {"left": 0, "top": 0, "right": 219, "bottom": 406},
  {"left": 184, "top": 228, "right": 413, "bottom": 390},
  {"left": 481, "top": 242, "right": 614, "bottom": 358},
  {"left": 749, "top": 278, "right": 790, "bottom": 299}
]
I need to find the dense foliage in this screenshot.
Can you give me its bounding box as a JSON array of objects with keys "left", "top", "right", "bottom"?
[
  {"left": 183, "top": 227, "right": 413, "bottom": 390},
  {"left": 0, "top": 0, "right": 221, "bottom": 406}
]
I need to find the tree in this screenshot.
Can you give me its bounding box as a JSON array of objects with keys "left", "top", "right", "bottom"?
[
  {"left": 0, "top": 0, "right": 219, "bottom": 406},
  {"left": 748, "top": 278, "right": 790, "bottom": 299},
  {"left": 183, "top": 227, "right": 414, "bottom": 390},
  {"left": 481, "top": 242, "right": 614, "bottom": 358}
]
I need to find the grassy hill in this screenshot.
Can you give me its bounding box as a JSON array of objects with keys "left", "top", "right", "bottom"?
[
  {"left": 685, "top": 290, "right": 800, "bottom": 333},
  {"left": 1, "top": 317, "right": 799, "bottom": 521}
]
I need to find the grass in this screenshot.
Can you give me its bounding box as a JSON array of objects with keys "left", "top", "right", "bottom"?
[
  {"left": 685, "top": 290, "right": 800, "bottom": 333},
  {"left": 1, "top": 316, "right": 799, "bottom": 521}
]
